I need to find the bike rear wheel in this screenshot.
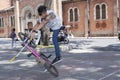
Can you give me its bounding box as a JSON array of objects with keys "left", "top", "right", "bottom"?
[
  {"left": 37, "top": 53, "right": 58, "bottom": 77},
  {"left": 44, "top": 63, "right": 59, "bottom": 77}
]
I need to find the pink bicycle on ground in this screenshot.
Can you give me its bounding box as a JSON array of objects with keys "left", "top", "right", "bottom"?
[{"left": 9, "top": 30, "right": 59, "bottom": 77}]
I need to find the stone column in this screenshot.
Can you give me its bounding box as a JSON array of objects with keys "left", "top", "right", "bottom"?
[
  {"left": 85, "top": 8, "right": 89, "bottom": 37},
  {"left": 33, "top": 15, "right": 37, "bottom": 26},
  {"left": 52, "top": 0, "right": 63, "bottom": 24},
  {"left": 58, "top": 0, "right": 63, "bottom": 24},
  {"left": 85, "top": 0, "right": 90, "bottom": 37},
  {"left": 15, "top": 0, "right": 20, "bottom": 34},
  {"left": 52, "top": 0, "right": 57, "bottom": 14},
  {"left": 20, "top": 16, "right": 25, "bottom": 32},
  {"left": 114, "top": 0, "right": 119, "bottom": 36},
  {"left": 117, "top": 0, "right": 120, "bottom": 31},
  {"left": 5, "top": 11, "right": 9, "bottom": 38}
]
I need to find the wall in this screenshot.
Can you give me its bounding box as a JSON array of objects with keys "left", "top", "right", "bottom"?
[{"left": 62, "top": 0, "right": 116, "bottom": 37}]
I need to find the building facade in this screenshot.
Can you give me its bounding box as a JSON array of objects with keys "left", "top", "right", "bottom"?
[
  {"left": 0, "top": 0, "right": 119, "bottom": 37},
  {"left": 0, "top": 0, "right": 15, "bottom": 37},
  {"left": 62, "top": 0, "right": 120, "bottom": 37},
  {"left": 0, "top": 0, "right": 63, "bottom": 38}
]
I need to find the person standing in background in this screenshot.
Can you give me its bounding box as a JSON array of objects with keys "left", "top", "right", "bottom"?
[{"left": 10, "top": 28, "right": 16, "bottom": 48}]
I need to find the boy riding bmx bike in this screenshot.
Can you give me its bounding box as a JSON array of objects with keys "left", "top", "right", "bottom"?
[{"left": 32, "top": 5, "right": 63, "bottom": 64}]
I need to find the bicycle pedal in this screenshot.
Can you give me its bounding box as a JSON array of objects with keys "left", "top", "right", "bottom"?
[
  {"left": 47, "top": 54, "right": 52, "bottom": 59},
  {"left": 27, "top": 53, "right": 32, "bottom": 57}
]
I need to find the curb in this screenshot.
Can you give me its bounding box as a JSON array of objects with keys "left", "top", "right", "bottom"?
[
  {"left": 0, "top": 43, "right": 77, "bottom": 52},
  {"left": 37, "top": 43, "right": 77, "bottom": 52}
]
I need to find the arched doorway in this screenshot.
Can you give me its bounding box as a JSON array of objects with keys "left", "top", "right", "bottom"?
[{"left": 21, "top": 6, "right": 34, "bottom": 32}]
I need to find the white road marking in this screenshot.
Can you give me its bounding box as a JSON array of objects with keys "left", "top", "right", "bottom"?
[{"left": 98, "top": 69, "right": 120, "bottom": 80}]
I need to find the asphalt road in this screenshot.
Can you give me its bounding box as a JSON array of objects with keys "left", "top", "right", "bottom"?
[{"left": 0, "top": 37, "right": 120, "bottom": 80}]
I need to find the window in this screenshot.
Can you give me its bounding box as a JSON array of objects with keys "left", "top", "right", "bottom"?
[
  {"left": 94, "top": 3, "right": 107, "bottom": 20},
  {"left": 69, "top": 9, "right": 73, "bottom": 22},
  {"left": 11, "top": 16, "right": 15, "bottom": 27},
  {"left": 74, "top": 8, "right": 79, "bottom": 21},
  {"left": 11, "top": 0, "right": 14, "bottom": 6},
  {"left": 2, "top": 18, "right": 4, "bottom": 27},
  {"left": 102, "top": 4, "right": 106, "bottom": 19},
  {"left": 0, "top": 18, "right": 1, "bottom": 27},
  {"left": 68, "top": 7, "right": 79, "bottom": 22},
  {"left": 0, "top": 17, "right": 4, "bottom": 27},
  {"left": 96, "top": 5, "right": 100, "bottom": 20}
]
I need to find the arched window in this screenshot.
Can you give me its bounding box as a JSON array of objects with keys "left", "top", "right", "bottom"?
[
  {"left": 69, "top": 9, "right": 73, "bottom": 22},
  {"left": 68, "top": 7, "right": 79, "bottom": 22},
  {"left": 1, "top": 18, "right": 4, "bottom": 27},
  {"left": 102, "top": 4, "right": 106, "bottom": 19},
  {"left": 74, "top": 8, "right": 79, "bottom": 21},
  {"left": 95, "top": 5, "right": 100, "bottom": 20},
  {"left": 94, "top": 3, "right": 107, "bottom": 20},
  {"left": 11, "top": 16, "right": 15, "bottom": 27},
  {"left": 0, "top": 18, "right": 1, "bottom": 27},
  {"left": 0, "top": 17, "right": 4, "bottom": 27}
]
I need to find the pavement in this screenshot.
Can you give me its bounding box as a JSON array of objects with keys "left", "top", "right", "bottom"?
[
  {"left": 0, "top": 38, "right": 74, "bottom": 51},
  {"left": 0, "top": 37, "right": 120, "bottom": 80}
]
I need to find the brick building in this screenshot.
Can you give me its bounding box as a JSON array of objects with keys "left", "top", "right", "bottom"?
[
  {"left": 1, "top": 0, "right": 119, "bottom": 37},
  {"left": 0, "top": 0, "right": 14, "bottom": 37},
  {"left": 0, "top": 0, "right": 63, "bottom": 37},
  {"left": 62, "top": 0, "right": 120, "bottom": 37}
]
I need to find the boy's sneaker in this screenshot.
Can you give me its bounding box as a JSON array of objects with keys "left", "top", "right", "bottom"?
[{"left": 52, "top": 57, "right": 62, "bottom": 65}]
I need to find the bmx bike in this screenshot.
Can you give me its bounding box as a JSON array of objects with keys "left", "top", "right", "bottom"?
[{"left": 9, "top": 30, "right": 59, "bottom": 77}]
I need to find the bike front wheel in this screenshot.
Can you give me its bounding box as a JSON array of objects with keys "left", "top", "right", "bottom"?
[
  {"left": 18, "top": 32, "right": 36, "bottom": 48},
  {"left": 44, "top": 63, "right": 59, "bottom": 77}
]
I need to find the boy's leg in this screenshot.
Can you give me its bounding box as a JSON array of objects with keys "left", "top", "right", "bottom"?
[
  {"left": 52, "top": 29, "right": 61, "bottom": 58},
  {"left": 14, "top": 38, "right": 16, "bottom": 48},
  {"left": 52, "top": 29, "right": 63, "bottom": 64},
  {"left": 12, "top": 39, "right": 13, "bottom": 48}
]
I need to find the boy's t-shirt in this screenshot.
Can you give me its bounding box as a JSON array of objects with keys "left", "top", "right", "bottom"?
[{"left": 38, "top": 10, "right": 62, "bottom": 30}]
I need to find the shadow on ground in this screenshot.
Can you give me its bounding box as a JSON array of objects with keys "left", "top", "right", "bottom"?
[{"left": 91, "top": 44, "right": 120, "bottom": 51}]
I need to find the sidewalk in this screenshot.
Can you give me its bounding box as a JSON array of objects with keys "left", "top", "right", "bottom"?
[
  {"left": 71, "top": 36, "right": 118, "bottom": 39},
  {"left": 0, "top": 37, "right": 120, "bottom": 80}
]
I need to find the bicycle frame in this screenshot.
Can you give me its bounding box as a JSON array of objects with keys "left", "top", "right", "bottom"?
[
  {"left": 9, "top": 27, "right": 59, "bottom": 77},
  {"left": 25, "top": 41, "right": 52, "bottom": 65},
  {"left": 10, "top": 37, "right": 52, "bottom": 65}
]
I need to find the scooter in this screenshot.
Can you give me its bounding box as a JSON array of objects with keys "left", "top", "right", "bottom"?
[{"left": 58, "top": 30, "right": 69, "bottom": 44}]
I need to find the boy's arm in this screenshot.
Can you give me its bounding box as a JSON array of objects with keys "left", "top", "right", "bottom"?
[
  {"left": 46, "top": 12, "right": 56, "bottom": 21},
  {"left": 33, "top": 20, "right": 48, "bottom": 30},
  {"left": 33, "top": 12, "right": 56, "bottom": 31},
  {"left": 30, "top": 20, "right": 48, "bottom": 39}
]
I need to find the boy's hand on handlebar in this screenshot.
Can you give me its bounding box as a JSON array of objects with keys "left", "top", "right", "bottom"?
[{"left": 30, "top": 32, "right": 35, "bottom": 41}]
